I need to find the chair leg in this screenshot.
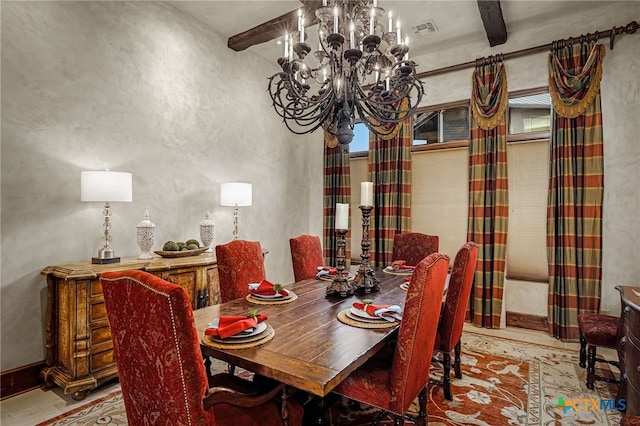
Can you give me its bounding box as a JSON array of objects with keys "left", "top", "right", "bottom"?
[
  {"left": 454, "top": 340, "right": 462, "bottom": 379},
  {"left": 393, "top": 416, "right": 405, "bottom": 425},
  {"left": 280, "top": 386, "right": 289, "bottom": 426},
  {"left": 416, "top": 386, "right": 427, "bottom": 426},
  {"left": 228, "top": 363, "right": 236, "bottom": 376},
  {"left": 586, "top": 344, "right": 596, "bottom": 390},
  {"left": 579, "top": 333, "right": 587, "bottom": 368},
  {"left": 442, "top": 351, "right": 452, "bottom": 401}
]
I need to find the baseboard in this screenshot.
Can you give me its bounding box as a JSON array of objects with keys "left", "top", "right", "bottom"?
[
  {"left": 506, "top": 311, "right": 549, "bottom": 332},
  {"left": 1, "top": 361, "right": 44, "bottom": 400}
]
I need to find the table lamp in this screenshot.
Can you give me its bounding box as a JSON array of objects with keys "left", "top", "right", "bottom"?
[
  {"left": 81, "top": 170, "right": 133, "bottom": 264},
  {"left": 220, "top": 182, "right": 252, "bottom": 240}
]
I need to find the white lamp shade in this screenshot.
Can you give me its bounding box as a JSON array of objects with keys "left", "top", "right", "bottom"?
[
  {"left": 81, "top": 171, "right": 133, "bottom": 202},
  {"left": 220, "top": 182, "right": 252, "bottom": 206}
]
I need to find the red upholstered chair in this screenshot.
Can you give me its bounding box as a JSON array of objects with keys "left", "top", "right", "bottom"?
[
  {"left": 577, "top": 313, "right": 621, "bottom": 389},
  {"left": 391, "top": 232, "right": 439, "bottom": 267},
  {"left": 101, "top": 270, "right": 303, "bottom": 426},
  {"left": 216, "top": 240, "right": 266, "bottom": 303},
  {"left": 289, "top": 234, "right": 324, "bottom": 282},
  {"left": 432, "top": 241, "right": 478, "bottom": 400},
  {"left": 333, "top": 252, "right": 450, "bottom": 425}
]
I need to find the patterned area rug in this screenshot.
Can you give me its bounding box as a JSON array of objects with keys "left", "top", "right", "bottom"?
[{"left": 36, "top": 331, "right": 623, "bottom": 426}]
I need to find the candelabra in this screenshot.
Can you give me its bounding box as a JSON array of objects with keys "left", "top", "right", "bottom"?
[
  {"left": 326, "top": 229, "right": 356, "bottom": 297},
  {"left": 353, "top": 205, "right": 380, "bottom": 293}
]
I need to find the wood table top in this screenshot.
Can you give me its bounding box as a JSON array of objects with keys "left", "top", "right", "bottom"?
[{"left": 194, "top": 267, "right": 408, "bottom": 397}]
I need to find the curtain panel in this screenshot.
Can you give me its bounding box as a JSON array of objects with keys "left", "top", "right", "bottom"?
[
  {"left": 467, "top": 61, "right": 509, "bottom": 328},
  {"left": 368, "top": 118, "right": 412, "bottom": 267},
  {"left": 547, "top": 43, "right": 605, "bottom": 341},
  {"left": 323, "top": 133, "right": 352, "bottom": 265}
]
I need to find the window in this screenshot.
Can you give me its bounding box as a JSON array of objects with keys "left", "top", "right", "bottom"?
[
  {"left": 349, "top": 122, "right": 370, "bottom": 153},
  {"left": 508, "top": 92, "right": 551, "bottom": 135},
  {"left": 413, "top": 106, "right": 469, "bottom": 144}
]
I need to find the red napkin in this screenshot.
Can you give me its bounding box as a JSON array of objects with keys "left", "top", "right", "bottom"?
[
  {"left": 391, "top": 260, "right": 416, "bottom": 271},
  {"left": 321, "top": 266, "right": 338, "bottom": 275},
  {"left": 249, "top": 280, "right": 289, "bottom": 296},
  {"left": 352, "top": 302, "right": 402, "bottom": 322},
  {"left": 205, "top": 314, "right": 268, "bottom": 339}
]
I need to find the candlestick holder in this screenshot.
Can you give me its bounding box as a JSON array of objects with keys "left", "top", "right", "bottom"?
[
  {"left": 353, "top": 206, "right": 380, "bottom": 294},
  {"left": 326, "top": 229, "right": 356, "bottom": 297}
]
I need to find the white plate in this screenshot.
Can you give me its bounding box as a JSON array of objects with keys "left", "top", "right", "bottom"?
[
  {"left": 251, "top": 292, "right": 290, "bottom": 300},
  {"left": 207, "top": 319, "right": 267, "bottom": 338},
  {"left": 350, "top": 306, "right": 381, "bottom": 320}
]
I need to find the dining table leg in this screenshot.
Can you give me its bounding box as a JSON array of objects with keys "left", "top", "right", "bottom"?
[{"left": 280, "top": 386, "right": 289, "bottom": 426}]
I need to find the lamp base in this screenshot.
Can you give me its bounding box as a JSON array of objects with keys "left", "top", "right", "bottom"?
[{"left": 91, "top": 257, "right": 121, "bottom": 264}]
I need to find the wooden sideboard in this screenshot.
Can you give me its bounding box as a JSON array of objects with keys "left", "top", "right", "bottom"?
[
  {"left": 617, "top": 285, "right": 640, "bottom": 416},
  {"left": 40, "top": 253, "right": 219, "bottom": 399}
]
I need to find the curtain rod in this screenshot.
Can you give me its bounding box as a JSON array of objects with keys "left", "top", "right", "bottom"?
[{"left": 416, "top": 20, "right": 638, "bottom": 79}]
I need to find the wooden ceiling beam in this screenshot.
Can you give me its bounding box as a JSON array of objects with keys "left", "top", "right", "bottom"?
[
  {"left": 476, "top": 0, "right": 507, "bottom": 47},
  {"left": 228, "top": 1, "right": 323, "bottom": 52}
]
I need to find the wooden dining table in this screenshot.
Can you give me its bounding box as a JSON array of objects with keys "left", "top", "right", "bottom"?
[{"left": 193, "top": 267, "right": 409, "bottom": 399}]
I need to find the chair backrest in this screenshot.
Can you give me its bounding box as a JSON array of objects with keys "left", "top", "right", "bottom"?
[
  {"left": 391, "top": 232, "right": 439, "bottom": 267},
  {"left": 216, "top": 240, "right": 266, "bottom": 303},
  {"left": 437, "top": 241, "right": 479, "bottom": 352},
  {"left": 101, "top": 270, "right": 215, "bottom": 426},
  {"left": 389, "top": 252, "right": 449, "bottom": 414},
  {"left": 289, "top": 234, "right": 324, "bottom": 282}
]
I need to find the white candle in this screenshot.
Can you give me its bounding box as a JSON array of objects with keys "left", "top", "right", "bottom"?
[
  {"left": 385, "top": 76, "right": 390, "bottom": 91},
  {"left": 284, "top": 32, "right": 289, "bottom": 57},
  {"left": 369, "top": 8, "right": 375, "bottom": 35},
  {"left": 374, "top": 65, "right": 380, "bottom": 83},
  {"left": 396, "top": 19, "right": 401, "bottom": 43},
  {"left": 373, "top": 0, "right": 378, "bottom": 7},
  {"left": 323, "top": 0, "right": 327, "bottom": 6},
  {"left": 319, "top": 30, "right": 323, "bottom": 51},
  {"left": 388, "top": 11, "right": 393, "bottom": 32},
  {"left": 350, "top": 21, "right": 355, "bottom": 48},
  {"left": 404, "top": 36, "right": 409, "bottom": 60},
  {"left": 300, "top": 17, "right": 305, "bottom": 42},
  {"left": 361, "top": 182, "right": 373, "bottom": 206},
  {"left": 298, "top": 9, "right": 302, "bottom": 32},
  {"left": 333, "top": 6, "right": 339, "bottom": 33},
  {"left": 335, "top": 203, "right": 349, "bottom": 230}
]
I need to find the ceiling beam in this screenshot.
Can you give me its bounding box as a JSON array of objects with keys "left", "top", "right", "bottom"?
[
  {"left": 228, "top": 1, "right": 323, "bottom": 52},
  {"left": 476, "top": 0, "right": 507, "bottom": 47}
]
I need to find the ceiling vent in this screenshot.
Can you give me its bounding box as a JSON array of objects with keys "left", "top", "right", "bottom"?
[{"left": 411, "top": 20, "right": 438, "bottom": 37}]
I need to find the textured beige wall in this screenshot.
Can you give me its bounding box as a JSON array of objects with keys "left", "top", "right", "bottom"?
[
  {"left": 0, "top": 1, "right": 321, "bottom": 371},
  {"left": 411, "top": 2, "right": 640, "bottom": 320}
]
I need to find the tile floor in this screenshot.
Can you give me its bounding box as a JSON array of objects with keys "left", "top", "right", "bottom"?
[{"left": 0, "top": 325, "right": 608, "bottom": 425}]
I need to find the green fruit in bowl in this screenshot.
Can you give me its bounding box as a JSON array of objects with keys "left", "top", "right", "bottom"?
[
  {"left": 163, "top": 241, "right": 178, "bottom": 251},
  {"left": 187, "top": 243, "right": 199, "bottom": 250},
  {"left": 177, "top": 242, "right": 186, "bottom": 249},
  {"left": 186, "top": 239, "right": 200, "bottom": 247},
  {"left": 181, "top": 247, "right": 189, "bottom": 251}
]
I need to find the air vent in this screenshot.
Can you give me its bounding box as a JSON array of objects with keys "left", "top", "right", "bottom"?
[{"left": 411, "top": 20, "right": 438, "bottom": 37}]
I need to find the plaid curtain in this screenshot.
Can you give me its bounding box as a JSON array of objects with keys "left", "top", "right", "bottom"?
[
  {"left": 323, "top": 132, "right": 351, "bottom": 265},
  {"left": 467, "top": 60, "right": 509, "bottom": 328},
  {"left": 368, "top": 117, "right": 412, "bottom": 267},
  {"left": 547, "top": 43, "right": 605, "bottom": 341}
]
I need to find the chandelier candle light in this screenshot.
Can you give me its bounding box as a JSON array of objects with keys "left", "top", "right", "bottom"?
[
  {"left": 220, "top": 183, "right": 252, "bottom": 240},
  {"left": 327, "top": 203, "right": 356, "bottom": 297},
  {"left": 354, "top": 181, "right": 380, "bottom": 293},
  {"left": 81, "top": 170, "right": 133, "bottom": 264},
  {"left": 268, "top": 0, "right": 424, "bottom": 152}
]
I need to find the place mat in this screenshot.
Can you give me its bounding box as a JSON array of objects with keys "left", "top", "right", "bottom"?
[
  {"left": 382, "top": 267, "right": 414, "bottom": 276},
  {"left": 202, "top": 324, "right": 275, "bottom": 349},
  {"left": 245, "top": 291, "right": 297, "bottom": 305},
  {"left": 337, "top": 309, "right": 398, "bottom": 329}
]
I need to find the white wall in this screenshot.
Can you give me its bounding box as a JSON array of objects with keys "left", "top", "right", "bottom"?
[
  {"left": 410, "top": 2, "right": 640, "bottom": 320},
  {"left": 0, "top": 1, "right": 321, "bottom": 371}
]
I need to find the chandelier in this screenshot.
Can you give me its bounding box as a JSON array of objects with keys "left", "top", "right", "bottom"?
[{"left": 267, "top": 0, "right": 425, "bottom": 151}]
